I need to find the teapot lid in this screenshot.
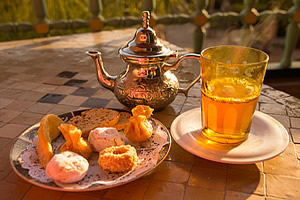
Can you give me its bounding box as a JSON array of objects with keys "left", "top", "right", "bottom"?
[{"left": 119, "top": 11, "right": 177, "bottom": 60}]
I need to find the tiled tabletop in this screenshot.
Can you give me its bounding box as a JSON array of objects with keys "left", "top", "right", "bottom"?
[{"left": 0, "top": 28, "right": 299, "bottom": 200}]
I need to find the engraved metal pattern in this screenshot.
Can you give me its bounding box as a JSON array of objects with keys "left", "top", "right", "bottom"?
[{"left": 88, "top": 12, "right": 201, "bottom": 111}]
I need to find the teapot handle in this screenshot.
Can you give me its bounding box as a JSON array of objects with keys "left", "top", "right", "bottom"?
[{"left": 163, "top": 53, "right": 201, "bottom": 97}]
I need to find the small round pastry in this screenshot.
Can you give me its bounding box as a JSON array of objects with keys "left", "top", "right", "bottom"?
[
  {"left": 98, "top": 145, "right": 138, "bottom": 173},
  {"left": 46, "top": 151, "right": 89, "bottom": 183},
  {"left": 124, "top": 105, "right": 154, "bottom": 143},
  {"left": 88, "top": 127, "right": 125, "bottom": 152}
]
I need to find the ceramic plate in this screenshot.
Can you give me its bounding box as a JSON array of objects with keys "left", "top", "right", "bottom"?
[
  {"left": 10, "top": 109, "right": 171, "bottom": 191},
  {"left": 170, "top": 108, "right": 289, "bottom": 164}
]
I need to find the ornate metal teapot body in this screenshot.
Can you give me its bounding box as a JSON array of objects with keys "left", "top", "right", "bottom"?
[{"left": 88, "top": 11, "right": 200, "bottom": 110}]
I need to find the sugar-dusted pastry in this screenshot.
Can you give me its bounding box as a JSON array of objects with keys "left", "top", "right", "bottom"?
[
  {"left": 113, "top": 112, "right": 131, "bottom": 130},
  {"left": 98, "top": 145, "right": 138, "bottom": 172},
  {"left": 36, "top": 114, "right": 63, "bottom": 168},
  {"left": 58, "top": 123, "right": 92, "bottom": 159},
  {"left": 46, "top": 151, "right": 89, "bottom": 183},
  {"left": 124, "top": 105, "right": 154, "bottom": 143},
  {"left": 88, "top": 127, "right": 125, "bottom": 152},
  {"left": 67, "top": 108, "right": 120, "bottom": 137}
]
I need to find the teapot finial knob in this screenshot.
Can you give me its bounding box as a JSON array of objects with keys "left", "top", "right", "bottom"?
[{"left": 142, "top": 11, "right": 150, "bottom": 29}]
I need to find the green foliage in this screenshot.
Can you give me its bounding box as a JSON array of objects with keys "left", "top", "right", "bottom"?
[{"left": 0, "top": 0, "right": 296, "bottom": 42}]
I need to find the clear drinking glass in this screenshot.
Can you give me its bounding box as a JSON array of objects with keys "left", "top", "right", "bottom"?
[{"left": 200, "top": 45, "right": 269, "bottom": 144}]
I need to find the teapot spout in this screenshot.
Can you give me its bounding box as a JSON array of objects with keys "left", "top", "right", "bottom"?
[{"left": 87, "top": 51, "right": 117, "bottom": 92}]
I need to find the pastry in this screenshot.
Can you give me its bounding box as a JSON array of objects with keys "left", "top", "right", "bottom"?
[
  {"left": 58, "top": 123, "right": 92, "bottom": 159},
  {"left": 36, "top": 114, "right": 63, "bottom": 168},
  {"left": 68, "top": 108, "right": 120, "bottom": 137},
  {"left": 98, "top": 145, "right": 138, "bottom": 173},
  {"left": 88, "top": 127, "right": 125, "bottom": 152},
  {"left": 113, "top": 112, "right": 131, "bottom": 130},
  {"left": 124, "top": 105, "right": 154, "bottom": 142},
  {"left": 46, "top": 151, "right": 89, "bottom": 183}
]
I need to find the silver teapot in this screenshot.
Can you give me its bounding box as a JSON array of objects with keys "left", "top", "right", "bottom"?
[{"left": 88, "top": 11, "right": 200, "bottom": 110}]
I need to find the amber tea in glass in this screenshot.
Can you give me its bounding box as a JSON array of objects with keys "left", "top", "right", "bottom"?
[{"left": 200, "top": 46, "right": 269, "bottom": 144}]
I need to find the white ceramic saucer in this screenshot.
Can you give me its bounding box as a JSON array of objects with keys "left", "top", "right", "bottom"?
[{"left": 170, "top": 108, "right": 289, "bottom": 164}]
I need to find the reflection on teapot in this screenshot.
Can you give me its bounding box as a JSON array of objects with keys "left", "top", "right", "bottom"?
[{"left": 88, "top": 11, "right": 200, "bottom": 111}]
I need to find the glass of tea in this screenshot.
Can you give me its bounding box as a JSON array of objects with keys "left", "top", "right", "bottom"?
[{"left": 200, "top": 45, "right": 269, "bottom": 144}]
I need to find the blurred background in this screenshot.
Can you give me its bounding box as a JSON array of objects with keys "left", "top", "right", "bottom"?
[{"left": 0, "top": 0, "right": 299, "bottom": 97}]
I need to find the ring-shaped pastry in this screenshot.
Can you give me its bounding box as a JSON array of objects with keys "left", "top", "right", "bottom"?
[{"left": 98, "top": 145, "right": 138, "bottom": 173}]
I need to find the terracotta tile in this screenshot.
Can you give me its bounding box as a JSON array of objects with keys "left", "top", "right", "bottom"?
[
  {"left": 193, "top": 157, "right": 227, "bottom": 170},
  {"left": 61, "top": 193, "right": 99, "bottom": 200},
  {"left": 105, "top": 99, "right": 128, "bottom": 110},
  {"left": 268, "top": 114, "right": 290, "bottom": 130},
  {"left": 151, "top": 161, "right": 192, "bottom": 183},
  {"left": 144, "top": 180, "right": 184, "bottom": 200},
  {"left": 260, "top": 103, "right": 286, "bottom": 115},
  {"left": 10, "top": 112, "right": 43, "bottom": 126},
  {"left": 277, "top": 96, "right": 300, "bottom": 109},
  {"left": 260, "top": 87, "right": 290, "bottom": 100},
  {"left": 0, "top": 98, "right": 14, "bottom": 109},
  {"left": 72, "top": 72, "right": 94, "bottom": 80},
  {"left": 71, "top": 87, "right": 97, "bottom": 97},
  {"left": 184, "top": 186, "right": 225, "bottom": 200},
  {"left": 166, "top": 141, "right": 194, "bottom": 164},
  {"left": 264, "top": 143, "right": 300, "bottom": 177},
  {"left": 188, "top": 88, "right": 201, "bottom": 98},
  {"left": 181, "top": 104, "right": 199, "bottom": 114},
  {"left": 0, "top": 180, "right": 31, "bottom": 200},
  {"left": 43, "top": 77, "right": 68, "bottom": 86},
  {"left": 158, "top": 104, "right": 183, "bottom": 116},
  {"left": 291, "top": 128, "right": 300, "bottom": 143},
  {"left": 10, "top": 74, "right": 36, "bottom": 81},
  {"left": 58, "top": 95, "right": 88, "bottom": 106},
  {"left": 0, "top": 142, "right": 12, "bottom": 159},
  {"left": 12, "top": 81, "right": 40, "bottom": 91},
  {"left": 48, "top": 104, "right": 78, "bottom": 115},
  {"left": 0, "top": 137, "right": 12, "bottom": 150},
  {"left": 17, "top": 90, "right": 47, "bottom": 101},
  {"left": 188, "top": 166, "right": 227, "bottom": 190},
  {"left": 152, "top": 112, "right": 176, "bottom": 128},
  {"left": 265, "top": 197, "right": 285, "bottom": 200},
  {"left": 38, "top": 93, "right": 66, "bottom": 104},
  {"left": 185, "top": 97, "right": 201, "bottom": 106},
  {"left": 295, "top": 144, "right": 300, "bottom": 159},
  {"left": 5, "top": 66, "right": 29, "bottom": 73},
  {"left": 26, "top": 102, "right": 56, "bottom": 114},
  {"left": 64, "top": 79, "right": 87, "bottom": 87},
  {"left": 92, "top": 89, "right": 115, "bottom": 99},
  {"left": 82, "top": 79, "right": 100, "bottom": 89},
  {"left": 75, "top": 189, "right": 107, "bottom": 198},
  {"left": 287, "top": 107, "right": 300, "bottom": 118},
  {"left": 225, "top": 191, "right": 265, "bottom": 200},
  {"left": 0, "top": 88, "right": 24, "bottom": 99},
  {"left": 0, "top": 109, "right": 21, "bottom": 123},
  {"left": 0, "top": 121, "right": 5, "bottom": 127},
  {"left": 266, "top": 174, "right": 300, "bottom": 199},
  {"left": 227, "top": 162, "right": 263, "bottom": 172},
  {"left": 0, "top": 123, "right": 29, "bottom": 138},
  {"left": 33, "top": 84, "right": 58, "bottom": 93},
  {"left": 172, "top": 94, "right": 186, "bottom": 105},
  {"left": 227, "top": 169, "right": 265, "bottom": 195},
  {"left": 4, "top": 171, "right": 30, "bottom": 184},
  {"left": 53, "top": 85, "right": 78, "bottom": 95},
  {"left": 0, "top": 156, "right": 12, "bottom": 179},
  {"left": 291, "top": 117, "right": 300, "bottom": 129},
  {"left": 104, "top": 179, "right": 150, "bottom": 200},
  {"left": 23, "top": 185, "right": 64, "bottom": 200},
  {"left": 258, "top": 95, "right": 277, "bottom": 103},
  {"left": 81, "top": 97, "right": 109, "bottom": 108},
  {"left": 56, "top": 71, "right": 78, "bottom": 78},
  {"left": 4, "top": 100, "right": 35, "bottom": 111}
]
